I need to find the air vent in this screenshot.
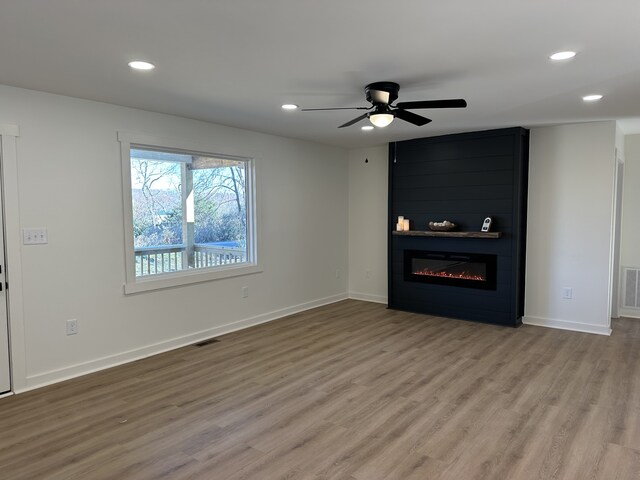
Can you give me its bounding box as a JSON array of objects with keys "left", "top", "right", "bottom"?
[
  {"left": 623, "top": 268, "right": 640, "bottom": 309},
  {"left": 193, "top": 338, "right": 220, "bottom": 347}
]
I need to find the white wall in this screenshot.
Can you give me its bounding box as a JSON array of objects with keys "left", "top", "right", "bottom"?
[
  {"left": 347, "top": 146, "right": 388, "bottom": 303},
  {"left": 620, "top": 134, "right": 640, "bottom": 317},
  {"left": 0, "top": 85, "right": 349, "bottom": 391},
  {"left": 525, "top": 122, "right": 617, "bottom": 335}
]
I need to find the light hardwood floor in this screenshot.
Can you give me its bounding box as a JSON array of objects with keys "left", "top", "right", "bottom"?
[{"left": 1, "top": 300, "right": 640, "bottom": 479}]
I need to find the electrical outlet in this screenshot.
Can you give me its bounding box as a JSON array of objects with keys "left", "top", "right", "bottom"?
[
  {"left": 562, "top": 287, "right": 573, "bottom": 299},
  {"left": 66, "top": 319, "right": 78, "bottom": 335},
  {"left": 241, "top": 286, "right": 249, "bottom": 298}
]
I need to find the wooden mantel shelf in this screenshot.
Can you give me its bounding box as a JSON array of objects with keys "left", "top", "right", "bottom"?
[{"left": 392, "top": 230, "right": 502, "bottom": 239}]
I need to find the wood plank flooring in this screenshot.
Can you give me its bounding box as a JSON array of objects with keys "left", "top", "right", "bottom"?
[{"left": 1, "top": 299, "right": 640, "bottom": 479}]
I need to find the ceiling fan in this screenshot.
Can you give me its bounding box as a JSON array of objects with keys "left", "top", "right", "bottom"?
[{"left": 301, "top": 81, "right": 467, "bottom": 128}]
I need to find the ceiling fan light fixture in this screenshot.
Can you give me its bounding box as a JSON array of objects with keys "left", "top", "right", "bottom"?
[
  {"left": 281, "top": 104, "right": 298, "bottom": 110},
  {"left": 303, "top": 81, "right": 465, "bottom": 128},
  {"left": 369, "top": 113, "right": 394, "bottom": 128},
  {"left": 582, "top": 94, "right": 603, "bottom": 102},
  {"left": 361, "top": 125, "right": 374, "bottom": 131}
]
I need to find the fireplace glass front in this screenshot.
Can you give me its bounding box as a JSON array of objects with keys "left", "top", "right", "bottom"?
[{"left": 404, "top": 250, "right": 497, "bottom": 290}]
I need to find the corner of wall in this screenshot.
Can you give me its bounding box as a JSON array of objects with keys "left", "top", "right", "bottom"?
[{"left": 347, "top": 145, "right": 389, "bottom": 302}]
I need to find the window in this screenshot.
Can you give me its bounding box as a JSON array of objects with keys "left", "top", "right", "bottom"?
[{"left": 119, "top": 132, "right": 260, "bottom": 293}]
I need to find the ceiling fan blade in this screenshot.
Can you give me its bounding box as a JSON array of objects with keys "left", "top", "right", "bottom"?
[
  {"left": 301, "top": 106, "right": 369, "bottom": 111},
  {"left": 338, "top": 113, "right": 369, "bottom": 128},
  {"left": 395, "top": 99, "right": 467, "bottom": 110},
  {"left": 394, "top": 108, "right": 432, "bottom": 126}
]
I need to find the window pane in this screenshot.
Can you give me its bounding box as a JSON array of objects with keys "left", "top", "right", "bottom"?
[
  {"left": 193, "top": 157, "right": 246, "bottom": 244},
  {"left": 192, "top": 157, "right": 248, "bottom": 272},
  {"left": 131, "top": 151, "right": 183, "bottom": 248},
  {"left": 130, "top": 148, "right": 249, "bottom": 277}
]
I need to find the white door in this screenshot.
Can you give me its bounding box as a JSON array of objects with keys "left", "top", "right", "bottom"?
[{"left": 0, "top": 152, "right": 10, "bottom": 393}]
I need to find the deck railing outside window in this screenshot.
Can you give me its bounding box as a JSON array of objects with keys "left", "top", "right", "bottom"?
[{"left": 135, "top": 244, "right": 246, "bottom": 277}]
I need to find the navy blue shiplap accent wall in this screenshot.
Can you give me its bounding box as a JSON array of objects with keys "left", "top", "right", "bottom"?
[{"left": 388, "top": 127, "right": 529, "bottom": 326}]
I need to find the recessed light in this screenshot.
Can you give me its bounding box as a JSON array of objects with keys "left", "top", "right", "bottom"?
[
  {"left": 549, "top": 51, "right": 576, "bottom": 61},
  {"left": 361, "top": 125, "right": 374, "bottom": 131},
  {"left": 128, "top": 60, "right": 155, "bottom": 71},
  {"left": 582, "top": 94, "right": 603, "bottom": 102},
  {"left": 281, "top": 104, "right": 298, "bottom": 110}
]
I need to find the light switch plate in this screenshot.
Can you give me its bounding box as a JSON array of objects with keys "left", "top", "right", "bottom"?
[{"left": 23, "top": 228, "right": 48, "bottom": 245}]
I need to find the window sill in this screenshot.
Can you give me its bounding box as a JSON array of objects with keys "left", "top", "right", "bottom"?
[{"left": 123, "top": 262, "right": 263, "bottom": 294}]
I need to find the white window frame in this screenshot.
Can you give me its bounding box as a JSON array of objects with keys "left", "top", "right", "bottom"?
[{"left": 118, "top": 131, "right": 261, "bottom": 294}]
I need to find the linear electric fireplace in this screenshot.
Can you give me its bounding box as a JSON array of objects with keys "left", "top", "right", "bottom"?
[{"left": 404, "top": 250, "right": 497, "bottom": 290}]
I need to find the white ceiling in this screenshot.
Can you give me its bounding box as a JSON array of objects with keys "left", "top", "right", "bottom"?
[{"left": 2, "top": 0, "right": 640, "bottom": 148}]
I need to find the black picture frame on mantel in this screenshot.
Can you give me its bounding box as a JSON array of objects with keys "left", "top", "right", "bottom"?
[{"left": 387, "top": 127, "right": 529, "bottom": 327}]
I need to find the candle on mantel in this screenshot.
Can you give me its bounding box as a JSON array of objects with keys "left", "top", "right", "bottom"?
[
  {"left": 403, "top": 219, "right": 410, "bottom": 231},
  {"left": 397, "top": 216, "right": 404, "bottom": 224},
  {"left": 396, "top": 222, "right": 403, "bottom": 231}
]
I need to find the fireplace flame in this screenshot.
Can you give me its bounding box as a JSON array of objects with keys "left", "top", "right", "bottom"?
[{"left": 413, "top": 269, "right": 486, "bottom": 281}]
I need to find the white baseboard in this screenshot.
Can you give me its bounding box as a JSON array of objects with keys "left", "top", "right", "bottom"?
[
  {"left": 19, "top": 293, "right": 348, "bottom": 393},
  {"left": 523, "top": 316, "right": 612, "bottom": 336},
  {"left": 618, "top": 308, "right": 640, "bottom": 320},
  {"left": 348, "top": 292, "right": 388, "bottom": 304}
]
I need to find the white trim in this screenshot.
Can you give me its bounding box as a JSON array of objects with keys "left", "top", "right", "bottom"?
[
  {"left": 118, "top": 131, "right": 260, "bottom": 159},
  {"left": 124, "top": 263, "right": 263, "bottom": 294},
  {"left": 609, "top": 150, "right": 623, "bottom": 319},
  {"left": 348, "top": 292, "right": 388, "bottom": 304},
  {"left": 523, "top": 316, "right": 612, "bottom": 336},
  {"left": 0, "top": 128, "right": 27, "bottom": 392},
  {"left": 120, "top": 135, "right": 137, "bottom": 285},
  {"left": 118, "top": 131, "right": 262, "bottom": 294},
  {"left": 18, "top": 293, "right": 348, "bottom": 393},
  {"left": 0, "top": 136, "right": 9, "bottom": 394},
  {"left": 619, "top": 309, "right": 640, "bottom": 320}
]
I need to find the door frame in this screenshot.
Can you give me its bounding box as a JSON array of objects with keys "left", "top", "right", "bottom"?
[
  {"left": 0, "top": 141, "right": 9, "bottom": 394},
  {"left": 0, "top": 124, "right": 27, "bottom": 393},
  {"left": 610, "top": 152, "right": 624, "bottom": 319}
]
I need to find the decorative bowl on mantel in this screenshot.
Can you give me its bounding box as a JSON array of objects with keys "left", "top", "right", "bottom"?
[{"left": 428, "top": 220, "right": 457, "bottom": 231}]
